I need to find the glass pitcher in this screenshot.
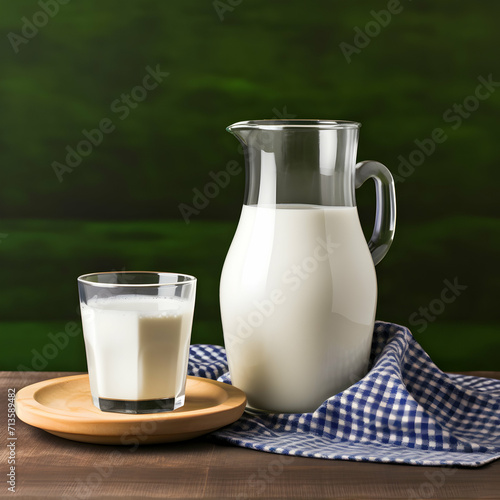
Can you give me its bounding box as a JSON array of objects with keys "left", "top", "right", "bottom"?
[{"left": 220, "top": 120, "right": 396, "bottom": 413}]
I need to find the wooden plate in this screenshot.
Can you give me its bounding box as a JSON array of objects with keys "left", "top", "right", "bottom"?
[{"left": 15, "top": 374, "right": 246, "bottom": 445}]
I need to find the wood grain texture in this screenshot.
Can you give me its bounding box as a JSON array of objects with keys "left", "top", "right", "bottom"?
[{"left": 2, "top": 371, "right": 500, "bottom": 500}]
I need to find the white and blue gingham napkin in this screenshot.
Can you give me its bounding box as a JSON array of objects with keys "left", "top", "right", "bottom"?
[{"left": 188, "top": 321, "right": 500, "bottom": 466}]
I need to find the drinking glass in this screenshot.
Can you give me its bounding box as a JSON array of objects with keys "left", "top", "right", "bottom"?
[{"left": 78, "top": 271, "right": 196, "bottom": 414}]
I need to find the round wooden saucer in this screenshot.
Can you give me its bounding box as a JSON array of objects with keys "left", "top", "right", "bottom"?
[{"left": 16, "top": 374, "right": 246, "bottom": 445}]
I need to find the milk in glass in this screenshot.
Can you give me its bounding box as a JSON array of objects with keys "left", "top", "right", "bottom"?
[{"left": 81, "top": 295, "right": 193, "bottom": 404}]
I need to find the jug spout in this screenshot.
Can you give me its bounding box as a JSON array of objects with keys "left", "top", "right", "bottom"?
[{"left": 226, "top": 121, "right": 253, "bottom": 146}]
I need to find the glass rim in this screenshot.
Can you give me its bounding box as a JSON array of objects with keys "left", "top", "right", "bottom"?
[
  {"left": 77, "top": 271, "right": 197, "bottom": 288},
  {"left": 227, "top": 119, "right": 361, "bottom": 131}
]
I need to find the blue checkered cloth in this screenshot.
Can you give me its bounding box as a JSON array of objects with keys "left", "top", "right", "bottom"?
[{"left": 188, "top": 321, "right": 500, "bottom": 466}]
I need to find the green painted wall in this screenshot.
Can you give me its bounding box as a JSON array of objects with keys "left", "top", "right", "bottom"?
[{"left": 0, "top": 0, "right": 498, "bottom": 371}]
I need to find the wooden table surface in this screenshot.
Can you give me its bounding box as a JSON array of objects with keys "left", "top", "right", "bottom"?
[{"left": 2, "top": 371, "right": 500, "bottom": 500}]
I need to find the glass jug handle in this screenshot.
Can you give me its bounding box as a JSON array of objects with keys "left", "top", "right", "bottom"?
[{"left": 355, "top": 160, "right": 396, "bottom": 266}]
